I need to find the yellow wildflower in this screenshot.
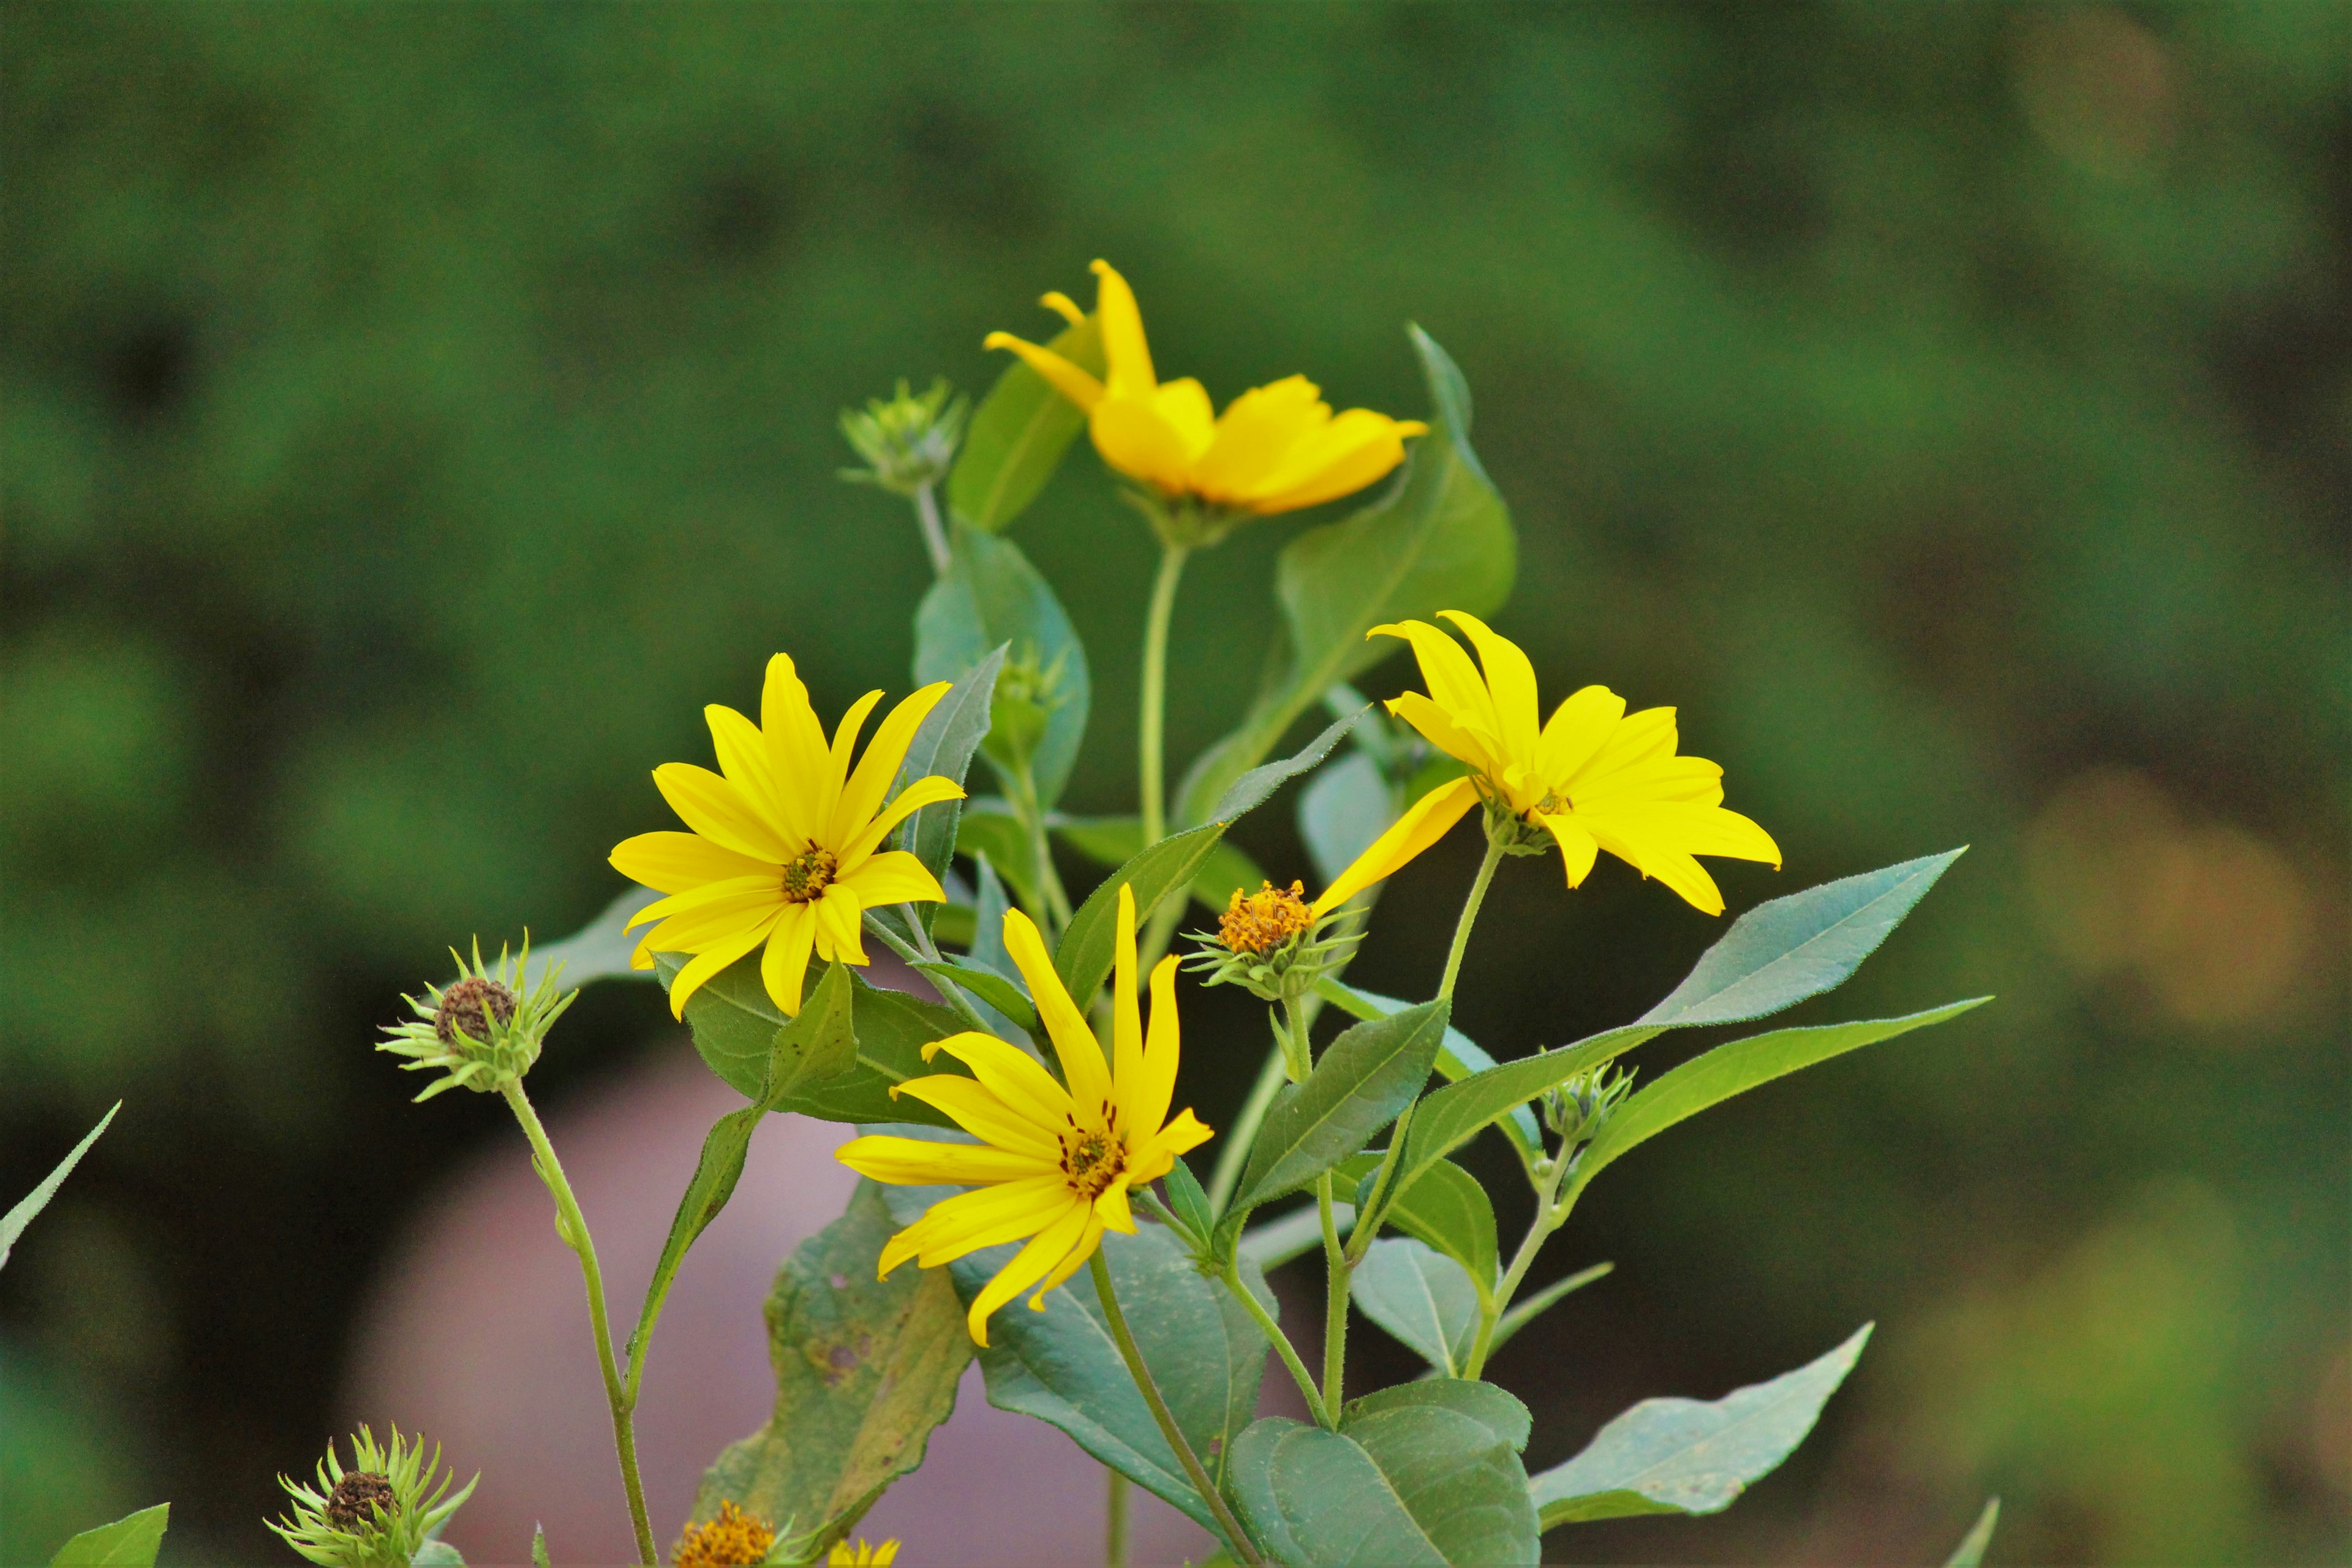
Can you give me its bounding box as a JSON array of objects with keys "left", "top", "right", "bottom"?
[
  {"left": 837, "top": 885, "right": 1213, "bottom": 1346},
  {"left": 611, "top": 653, "right": 964, "bottom": 1018},
  {"left": 1314, "top": 612, "right": 1781, "bottom": 918},
  {"left": 672, "top": 1502, "right": 772, "bottom": 1568},
  {"left": 1218, "top": 880, "right": 1314, "bottom": 956},
  {"left": 984, "top": 260, "right": 1428, "bottom": 517},
  {"left": 827, "top": 1541, "right": 899, "bottom": 1567}
]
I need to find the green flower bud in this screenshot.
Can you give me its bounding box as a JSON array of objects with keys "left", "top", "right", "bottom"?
[
  {"left": 982, "top": 644, "right": 1069, "bottom": 778},
  {"left": 1185, "top": 881, "right": 1362, "bottom": 1004},
  {"left": 270, "top": 1424, "right": 477, "bottom": 1568},
  {"left": 1544, "top": 1065, "right": 1637, "bottom": 1148},
  {"left": 838, "top": 379, "right": 967, "bottom": 498},
  {"left": 381, "top": 938, "right": 575, "bottom": 1102}
]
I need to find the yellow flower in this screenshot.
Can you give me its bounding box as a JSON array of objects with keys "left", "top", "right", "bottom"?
[
  {"left": 983, "top": 260, "right": 1428, "bottom": 516},
  {"left": 827, "top": 1539, "right": 899, "bottom": 1567},
  {"left": 672, "top": 1502, "right": 773, "bottom": 1568},
  {"left": 837, "top": 884, "right": 1213, "bottom": 1346},
  {"left": 1313, "top": 612, "right": 1781, "bottom": 918},
  {"left": 611, "top": 653, "right": 965, "bottom": 1019}
]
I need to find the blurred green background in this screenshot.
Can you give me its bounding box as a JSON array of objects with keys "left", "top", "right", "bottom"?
[{"left": 4, "top": 3, "right": 2345, "bottom": 1563}]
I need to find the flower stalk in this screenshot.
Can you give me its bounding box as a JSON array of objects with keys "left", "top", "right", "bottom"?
[{"left": 1138, "top": 540, "right": 1189, "bottom": 848}]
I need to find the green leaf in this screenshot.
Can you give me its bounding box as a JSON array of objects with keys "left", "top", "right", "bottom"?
[
  {"left": 910, "top": 959, "right": 1038, "bottom": 1035},
  {"left": 1162, "top": 1155, "right": 1216, "bottom": 1244},
  {"left": 1530, "top": 1325, "right": 1872, "bottom": 1528},
  {"left": 1638, "top": 848, "right": 1967, "bottom": 1027},
  {"left": 4, "top": 1102, "right": 119, "bottom": 1273},
  {"left": 529, "top": 1526, "right": 549, "bottom": 1568},
  {"left": 694, "top": 1182, "right": 970, "bottom": 1559},
  {"left": 1207, "top": 706, "right": 1365, "bottom": 823},
  {"left": 659, "top": 956, "right": 969, "bottom": 1127},
  {"left": 1352, "top": 1238, "right": 1482, "bottom": 1378},
  {"left": 1359, "top": 1157, "right": 1496, "bottom": 1292},
  {"left": 947, "top": 311, "right": 1103, "bottom": 534},
  {"left": 915, "top": 525, "right": 1089, "bottom": 809},
  {"left": 1227, "top": 999, "right": 1450, "bottom": 1220},
  {"left": 1052, "top": 821, "right": 1230, "bottom": 1005},
  {"left": 944, "top": 1222, "right": 1271, "bottom": 1537},
  {"left": 891, "top": 643, "right": 1008, "bottom": 916},
  {"left": 1317, "top": 979, "right": 1542, "bottom": 1160},
  {"left": 410, "top": 1540, "right": 464, "bottom": 1567},
  {"left": 1174, "top": 328, "right": 1515, "bottom": 828},
  {"left": 1562, "top": 1001, "right": 1991, "bottom": 1205},
  {"left": 1228, "top": 1381, "right": 1539, "bottom": 1568},
  {"left": 1054, "top": 816, "right": 1266, "bottom": 916},
  {"left": 952, "top": 802, "right": 1041, "bottom": 917},
  {"left": 1942, "top": 1498, "right": 2002, "bottom": 1568},
  {"left": 48, "top": 1504, "right": 168, "bottom": 1568},
  {"left": 522, "top": 888, "right": 658, "bottom": 990},
  {"left": 1487, "top": 1262, "right": 1611, "bottom": 1359}
]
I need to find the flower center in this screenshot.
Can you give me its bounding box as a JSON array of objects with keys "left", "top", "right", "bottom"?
[
  {"left": 1531, "top": 790, "right": 1567, "bottom": 818},
  {"left": 1058, "top": 1104, "right": 1126, "bottom": 1199},
  {"left": 780, "top": 842, "right": 839, "bottom": 903},
  {"left": 1218, "top": 880, "right": 1313, "bottom": 956}
]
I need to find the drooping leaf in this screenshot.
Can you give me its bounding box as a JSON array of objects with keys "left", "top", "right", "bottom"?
[
  {"left": 47, "top": 1504, "right": 167, "bottom": 1568},
  {"left": 1638, "top": 849, "right": 1967, "bottom": 1028},
  {"left": 3, "top": 1102, "right": 118, "bottom": 1274},
  {"left": 693, "top": 1182, "right": 970, "bottom": 1559},
  {"left": 658, "top": 956, "right": 968, "bottom": 1126},
  {"left": 1227, "top": 999, "right": 1450, "bottom": 1221},
  {"left": 1207, "top": 706, "right": 1366, "bottom": 823},
  {"left": 1052, "top": 821, "right": 1230, "bottom": 1005},
  {"left": 1530, "top": 1325, "right": 1872, "bottom": 1528},
  {"left": 1357, "top": 1156, "right": 1496, "bottom": 1292},
  {"left": 1317, "top": 979, "right": 1542, "bottom": 1160},
  {"left": 1174, "top": 329, "right": 1515, "bottom": 828},
  {"left": 1561, "top": 1001, "right": 1990, "bottom": 1205},
  {"left": 1487, "top": 1262, "right": 1612, "bottom": 1359},
  {"left": 1228, "top": 1381, "right": 1539, "bottom": 1568},
  {"left": 947, "top": 310, "right": 1104, "bottom": 534},
  {"left": 1053, "top": 816, "right": 1267, "bottom": 916},
  {"left": 914, "top": 525, "right": 1090, "bottom": 809},
  {"left": 1942, "top": 1498, "right": 2003, "bottom": 1568},
  {"left": 941, "top": 1221, "right": 1271, "bottom": 1540},
  {"left": 910, "top": 959, "right": 1039, "bottom": 1035},
  {"left": 522, "top": 887, "right": 658, "bottom": 990},
  {"left": 1352, "top": 1238, "right": 1482, "bottom": 1378},
  {"left": 890, "top": 643, "right": 1008, "bottom": 923}
]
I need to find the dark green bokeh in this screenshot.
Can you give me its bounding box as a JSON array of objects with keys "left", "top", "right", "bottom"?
[{"left": 3, "top": 4, "right": 2344, "bottom": 1563}]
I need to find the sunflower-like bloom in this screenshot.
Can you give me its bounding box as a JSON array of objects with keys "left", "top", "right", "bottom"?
[
  {"left": 611, "top": 654, "right": 964, "bottom": 1017},
  {"left": 984, "top": 260, "right": 1428, "bottom": 517},
  {"left": 1314, "top": 612, "right": 1781, "bottom": 918},
  {"left": 828, "top": 1541, "right": 900, "bottom": 1567},
  {"left": 837, "top": 885, "right": 1213, "bottom": 1346}
]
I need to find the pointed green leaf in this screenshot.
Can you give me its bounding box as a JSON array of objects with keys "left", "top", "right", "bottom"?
[
  {"left": 1639, "top": 849, "right": 1967, "bottom": 1027},
  {"left": 1943, "top": 1498, "right": 2002, "bottom": 1568},
  {"left": 1563, "top": 1001, "right": 1991, "bottom": 1205},
  {"left": 523, "top": 888, "right": 658, "bottom": 990},
  {"left": 915, "top": 526, "right": 1089, "bottom": 808},
  {"left": 47, "top": 1504, "right": 167, "bottom": 1568},
  {"left": 529, "top": 1527, "right": 549, "bottom": 1568},
  {"left": 1054, "top": 816, "right": 1265, "bottom": 915},
  {"left": 693, "top": 1182, "right": 970, "bottom": 1559},
  {"left": 1228, "top": 999, "right": 1450, "bottom": 1220},
  {"left": 4, "top": 1103, "right": 119, "bottom": 1274},
  {"left": 1317, "top": 980, "right": 1541, "bottom": 1159},
  {"left": 952, "top": 802, "right": 1041, "bottom": 918},
  {"left": 891, "top": 643, "right": 1008, "bottom": 918},
  {"left": 947, "top": 311, "right": 1104, "bottom": 533},
  {"left": 1174, "top": 328, "right": 1515, "bottom": 827},
  {"left": 1357, "top": 1157, "right": 1496, "bottom": 1291},
  {"left": 1208, "top": 706, "right": 1366, "bottom": 823},
  {"left": 1531, "top": 1325, "right": 1872, "bottom": 1528},
  {"left": 1052, "top": 821, "right": 1230, "bottom": 1004},
  {"left": 1353, "top": 1238, "right": 1482, "bottom": 1378},
  {"left": 1162, "top": 1156, "right": 1216, "bottom": 1244}
]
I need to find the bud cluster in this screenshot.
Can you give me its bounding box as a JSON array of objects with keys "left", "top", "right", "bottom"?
[
  {"left": 1543, "top": 1065, "right": 1637, "bottom": 1150},
  {"left": 1186, "top": 881, "right": 1360, "bottom": 1003},
  {"left": 270, "top": 1425, "right": 476, "bottom": 1568},
  {"left": 838, "top": 379, "right": 967, "bottom": 497},
  {"left": 983, "top": 642, "right": 1072, "bottom": 780},
  {"left": 380, "top": 938, "right": 575, "bottom": 1102}
]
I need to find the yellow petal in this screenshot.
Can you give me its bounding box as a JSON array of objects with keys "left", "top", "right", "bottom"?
[
  {"left": 609, "top": 831, "right": 770, "bottom": 894},
  {"left": 761, "top": 902, "right": 820, "bottom": 1015},
  {"left": 1537, "top": 813, "right": 1601, "bottom": 888},
  {"left": 654, "top": 763, "right": 793, "bottom": 862},
  {"left": 1310, "top": 774, "right": 1482, "bottom": 916},
  {"left": 818, "top": 690, "right": 884, "bottom": 840},
  {"left": 704, "top": 704, "right": 785, "bottom": 826},
  {"left": 1038, "top": 290, "right": 1085, "bottom": 327},
  {"left": 1128, "top": 953, "right": 1182, "bottom": 1139},
  {"left": 1534, "top": 685, "right": 1627, "bottom": 786},
  {"left": 832, "top": 682, "right": 950, "bottom": 847},
  {"left": 625, "top": 873, "right": 779, "bottom": 934},
  {"left": 999, "top": 906, "right": 1113, "bottom": 1118},
  {"left": 1110, "top": 884, "right": 1144, "bottom": 1119},
  {"left": 1238, "top": 410, "right": 1421, "bottom": 514},
  {"left": 981, "top": 331, "right": 1104, "bottom": 412},
  {"left": 1089, "top": 396, "right": 1197, "bottom": 494},
  {"left": 922, "top": 1031, "right": 1075, "bottom": 1135},
  {"left": 1437, "top": 611, "right": 1540, "bottom": 767},
  {"left": 968, "top": 1199, "right": 1095, "bottom": 1345},
  {"left": 813, "top": 883, "right": 868, "bottom": 966},
  {"left": 835, "top": 1131, "right": 1052, "bottom": 1186},
  {"left": 894, "top": 1074, "right": 1061, "bottom": 1162},
  {"left": 665, "top": 913, "right": 777, "bottom": 1019},
  {"left": 1089, "top": 259, "right": 1156, "bottom": 395},
  {"left": 840, "top": 849, "right": 946, "bottom": 907},
  {"left": 1133, "top": 1107, "right": 1215, "bottom": 1183},
  {"left": 1584, "top": 801, "right": 1781, "bottom": 867},
  {"left": 761, "top": 654, "right": 831, "bottom": 841},
  {"left": 840, "top": 774, "right": 965, "bottom": 867},
  {"left": 1193, "top": 376, "right": 1329, "bottom": 497},
  {"left": 1027, "top": 1211, "right": 1108, "bottom": 1305},
  {"left": 1384, "top": 691, "right": 1499, "bottom": 776},
  {"left": 1569, "top": 706, "right": 1678, "bottom": 793},
  {"left": 1148, "top": 377, "right": 1216, "bottom": 461},
  {"left": 875, "top": 1174, "right": 1073, "bottom": 1275},
  {"left": 1368, "top": 619, "right": 1501, "bottom": 745}
]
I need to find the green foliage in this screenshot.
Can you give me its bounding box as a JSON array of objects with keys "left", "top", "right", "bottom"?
[
  {"left": 1052, "top": 817, "right": 1266, "bottom": 916},
  {"left": 2, "top": 1104, "right": 117, "bottom": 1274},
  {"left": 1228, "top": 1381, "right": 1540, "bottom": 1567},
  {"left": 1529, "top": 1325, "right": 1872, "bottom": 1528},
  {"left": 948, "top": 312, "right": 1104, "bottom": 534},
  {"left": 1356, "top": 1157, "right": 1498, "bottom": 1295},
  {"left": 1943, "top": 1498, "right": 2002, "bottom": 1568},
  {"left": 1226, "top": 999, "right": 1451, "bottom": 1220},
  {"left": 47, "top": 1504, "right": 167, "bottom": 1568},
  {"left": 1352, "top": 1238, "right": 1482, "bottom": 1378},
  {"left": 1052, "top": 822, "right": 1231, "bottom": 1002},
  {"left": 519, "top": 887, "right": 658, "bottom": 990},
  {"left": 694, "top": 1182, "right": 970, "bottom": 1559},
  {"left": 914, "top": 526, "right": 1088, "bottom": 809},
  {"left": 907, "top": 958, "right": 1038, "bottom": 1035},
  {"left": 889, "top": 641, "right": 1008, "bottom": 913},
  {"left": 1174, "top": 330, "right": 1515, "bottom": 827}
]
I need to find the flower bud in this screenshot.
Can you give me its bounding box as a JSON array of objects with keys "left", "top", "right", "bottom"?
[
  {"left": 1185, "top": 881, "right": 1360, "bottom": 1003},
  {"left": 382, "top": 938, "right": 575, "bottom": 1102},
  {"left": 270, "top": 1425, "right": 476, "bottom": 1568},
  {"left": 1544, "top": 1065, "right": 1637, "bottom": 1148},
  {"left": 982, "top": 644, "right": 1070, "bottom": 780},
  {"left": 838, "top": 379, "right": 967, "bottom": 498},
  {"left": 673, "top": 1501, "right": 777, "bottom": 1568}
]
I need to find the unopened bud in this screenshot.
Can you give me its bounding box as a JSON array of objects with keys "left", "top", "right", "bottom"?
[
  {"left": 839, "top": 379, "right": 967, "bottom": 497},
  {"left": 1186, "top": 881, "right": 1359, "bottom": 1003},
  {"left": 382, "top": 939, "right": 575, "bottom": 1102}
]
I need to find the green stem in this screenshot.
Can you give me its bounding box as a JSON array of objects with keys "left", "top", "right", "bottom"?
[
  {"left": 1090, "top": 1253, "right": 1262, "bottom": 1563},
  {"left": 1138, "top": 541, "right": 1190, "bottom": 848},
  {"left": 1206, "top": 1042, "right": 1289, "bottom": 1216},
  {"left": 1007, "top": 762, "right": 1072, "bottom": 935},
  {"left": 1439, "top": 835, "right": 1508, "bottom": 1001},
  {"left": 913, "top": 482, "right": 951, "bottom": 575},
  {"left": 1106, "top": 1470, "right": 1129, "bottom": 1568},
  {"left": 865, "top": 911, "right": 996, "bottom": 1036},
  {"left": 1221, "top": 1260, "right": 1334, "bottom": 1430},
  {"left": 1463, "top": 1150, "right": 1576, "bottom": 1381},
  {"left": 1316, "top": 1171, "right": 1350, "bottom": 1423},
  {"left": 502, "top": 1082, "right": 657, "bottom": 1567}
]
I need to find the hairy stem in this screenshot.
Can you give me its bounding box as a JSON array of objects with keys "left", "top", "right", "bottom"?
[
  {"left": 1221, "top": 1259, "right": 1333, "bottom": 1430},
  {"left": 1006, "top": 761, "right": 1073, "bottom": 936},
  {"left": 501, "top": 1082, "right": 657, "bottom": 1566},
  {"left": 1463, "top": 1150, "right": 1575, "bottom": 1380},
  {"left": 913, "top": 483, "right": 952, "bottom": 575},
  {"left": 1317, "top": 1170, "right": 1351, "bottom": 1423},
  {"left": 1138, "top": 541, "right": 1190, "bottom": 848},
  {"left": 1439, "top": 835, "right": 1507, "bottom": 1001},
  {"left": 1091, "top": 1252, "right": 1262, "bottom": 1562}
]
